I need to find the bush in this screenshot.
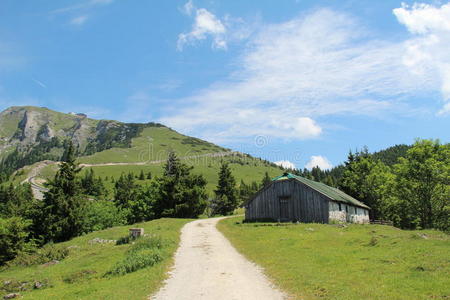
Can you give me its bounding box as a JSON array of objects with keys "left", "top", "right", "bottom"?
[
  {"left": 115, "top": 235, "right": 137, "bottom": 245},
  {"left": 85, "top": 200, "right": 127, "bottom": 232},
  {"left": 0, "top": 217, "right": 35, "bottom": 265},
  {"left": 107, "top": 235, "right": 165, "bottom": 276},
  {"left": 7, "top": 243, "right": 69, "bottom": 267},
  {"left": 105, "top": 250, "right": 163, "bottom": 276},
  {"left": 127, "top": 235, "right": 164, "bottom": 253}
]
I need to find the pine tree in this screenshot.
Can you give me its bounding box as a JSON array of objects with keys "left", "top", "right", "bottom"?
[
  {"left": 39, "top": 141, "right": 88, "bottom": 242},
  {"left": 155, "top": 152, "right": 207, "bottom": 218},
  {"left": 139, "top": 170, "right": 145, "bottom": 180},
  {"left": 214, "top": 162, "right": 238, "bottom": 215},
  {"left": 146, "top": 171, "right": 152, "bottom": 180},
  {"left": 261, "top": 171, "right": 272, "bottom": 187}
]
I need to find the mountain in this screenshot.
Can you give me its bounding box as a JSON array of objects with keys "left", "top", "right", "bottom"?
[{"left": 0, "top": 106, "right": 283, "bottom": 193}]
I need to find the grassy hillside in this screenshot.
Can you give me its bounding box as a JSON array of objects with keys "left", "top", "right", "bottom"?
[
  {"left": 0, "top": 218, "right": 191, "bottom": 299},
  {"left": 78, "top": 126, "right": 226, "bottom": 164},
  {"left": 218, "top": 217, "right": 450, "bottom": 300}
]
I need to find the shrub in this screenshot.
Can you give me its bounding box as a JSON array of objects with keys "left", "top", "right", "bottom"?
[
  {"left": 115, "top": 235, "right": 137, "bottom": 245},
  {"left": 105, "top": 250, "right": 163, "bottom": 276},
  {"left": 85, "top": 200, "right": 127, "bottom": 232},
  {"left": 0, "top": 217, "right": 35, "bottom": 265},
  {"left": 108, "top": 235, "right": 165, "bottom": 276},
  {"left": 7, "top": 243, "right": 69, "bottom": 267},
  {"left": 128, "top": 235, "right": 164, "bottom": 253}
]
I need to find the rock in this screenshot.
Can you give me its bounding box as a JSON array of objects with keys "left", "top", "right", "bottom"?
[
  {"left": 3, "top": 280, "right": 11, "bottom": 286},
  {"left": 41, "top": 260, "right": 59, "bottom": 267},
  {"left": 3, "top": 293, "right": 20, "bottom": 299},
  {"left": 88, "top": 238, "right": 116, "bottom": 244},
  {"left": 34, "top": 281, "right": 43, "bottom": 289}
]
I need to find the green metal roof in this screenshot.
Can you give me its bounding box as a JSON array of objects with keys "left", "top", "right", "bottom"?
[{"left": 272, "top": 173, "right": 370, "bottom": 209}]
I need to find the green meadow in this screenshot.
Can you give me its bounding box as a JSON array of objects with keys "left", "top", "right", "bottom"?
[
  {"left": 0, "top": 218, "right": 191, "bottom": 300},
  {"left": 218, "top": 217, "right": 450, "bottom": 300}
]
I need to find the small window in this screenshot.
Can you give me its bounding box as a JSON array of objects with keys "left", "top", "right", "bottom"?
[
  {"left": 364, "top": 210, "right": 367, "bottom": 216},
  {"left": 338, "top": 203, "right": 342, "bottom": 211},
  {"left": 345, "top": 205, "right": 348, "bottom": 213},
  {"left": 354, "top": 207, "right": 357, "bottom": 214}
]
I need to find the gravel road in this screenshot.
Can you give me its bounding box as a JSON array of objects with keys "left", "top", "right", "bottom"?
[{"left": 151, "top": 217, "right": 286, "bottom": 300}]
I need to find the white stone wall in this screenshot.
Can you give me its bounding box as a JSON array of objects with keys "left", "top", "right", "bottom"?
[{"left": 328, "top": 201, "right": 370, "bottom": 224}]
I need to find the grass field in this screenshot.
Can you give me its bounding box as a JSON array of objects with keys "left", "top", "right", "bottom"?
[
  {"left": 0, "top": 218, "right": 191, "bottom": 299},
  {"left": 218, "top": 217, "right": 450, "bottom": 300}
]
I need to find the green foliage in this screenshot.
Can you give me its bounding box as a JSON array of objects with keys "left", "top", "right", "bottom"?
[
  {"left": 237, "top": 180, "right": 260, "bottom": 205},
  {"left": 39, "top": 142, "right": 89, "bottom": 242},
  {"left": 0, "top": 217, "right": 34, "bottom": 265},
  {"left": 154, "top": 152, "right": 208, "bottom": 218},
  {"left": 372, "top": 144, "right": 411, "bottom": 166},
  {"left": 0, "top": 137, "right": 64, "bottom": 179},
  {"left": 84, "top": 200, "right": 127, "bottom": 232},
  {"left": 80, "top": 169, "right": 107, "bottom": 197},
  {"left": 340, "top": 139, "right": 449, "bottom": 232},
  {"left": 106, "top": 235, "right": 165, "bottom": 276},
  {"left": 113, "top": 173, "right": 156, "bottom": 223},
  {"left": 213, "top": 162, "right": 238, "bottom": 215},
  {"left": 7, "top": 243, "right": 68, "bottom": 267},
  {"left": 340, "top": 149, "right": 393, "bottom": 219},
  {"left": 385, "top": 139, "right": 449, "bottom": 231}
]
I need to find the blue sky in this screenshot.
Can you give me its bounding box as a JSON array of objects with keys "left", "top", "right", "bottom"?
[{"left": 1, "top": 0, "right": 449, "bottom": 169}]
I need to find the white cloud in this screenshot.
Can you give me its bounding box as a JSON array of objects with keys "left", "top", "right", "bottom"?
[
  {"left": 70, "top": 15, "right": 89, "bottom": 26},
  {"left": 393, "top": 2, "right": 450, "bottom": 107},
  {"left": 182, "top": 0, "right": 195, "bottom": 16},
  {"left": 305, "top": 156, "right": 333, "bottom": 170},
  {"left": 274, "top": 160, "right": 296, "bottom": 170},
  {"left": 163, "top": 8, "right": 430, "bottom": 143},
  {"left": 437, "top": 102, "right": 450, "bottom": 116},
  {"left": 178, "top": 6, "right": 227, "bottom": 50}
]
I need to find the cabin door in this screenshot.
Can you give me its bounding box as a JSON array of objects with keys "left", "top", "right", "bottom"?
[{"left": 279, "top": 196, "right": 290, "bottom": 221}]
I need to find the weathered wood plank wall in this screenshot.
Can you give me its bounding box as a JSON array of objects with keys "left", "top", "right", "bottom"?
[{"left": 245, "top": 179, "right": 329, "bottom": 223}]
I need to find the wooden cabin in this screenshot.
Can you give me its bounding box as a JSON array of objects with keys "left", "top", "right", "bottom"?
[{"left": 244, "top": 173, "right": 370, "bottom": 224}]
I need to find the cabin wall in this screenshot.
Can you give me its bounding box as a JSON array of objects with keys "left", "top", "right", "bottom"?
[
  {"left": 245, "top": 180, "right": 329, "bottom": 223},
  {"left": 328, "top": 201, "right": 370, "bottom": 224}
]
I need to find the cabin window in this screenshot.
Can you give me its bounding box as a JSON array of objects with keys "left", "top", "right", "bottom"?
[
  {"left": 354, "top": 207, "right": 357, "bottom": 214},
  {"left": 338, "top": 203, "right": 342, "bottom": 211},
  {"left": 345, "top": 205, "right": 348, "bottom": 213},
  {"left": 364, "top": 210, "right": 367, "bottom": 216}
]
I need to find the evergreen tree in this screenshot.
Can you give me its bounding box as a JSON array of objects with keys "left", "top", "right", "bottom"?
[
  {"left": 214, "top": 162, "right": 238, "bottom": 215},
  {"left": 139, "top": 170, "right": 145, "bottom": 180},
  {"left": 39, "top": 141, "right": 88, "bottom": 242},
  {"left": 155, "top": 152, "right": 207, "bottom": 218},
  {"left": 146, "top": 171, "right": 152, "bottom": 180},
  {"left": 261, "top": 171, "right": 272, "bottom": 187}
]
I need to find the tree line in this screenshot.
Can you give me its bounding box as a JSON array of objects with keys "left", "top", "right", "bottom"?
[
  {"left": 0, "top": 143, "right": 263, "bottom": 264},
  {"left": 294, "top": 140, "right": 449, "bottom": 232}
]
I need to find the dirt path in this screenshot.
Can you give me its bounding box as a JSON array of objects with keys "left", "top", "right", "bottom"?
[{"left": 150, "top": 217, "right": 286, "bottom": 300}]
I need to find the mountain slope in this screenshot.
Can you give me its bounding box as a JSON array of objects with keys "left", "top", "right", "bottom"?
[{"left": 1, "top": 106, "right": 283, "bottom": 193}]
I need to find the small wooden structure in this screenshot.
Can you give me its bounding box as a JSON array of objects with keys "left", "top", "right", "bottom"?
[
  {"left": 129, "top": 228, "right": 144, "bottom": 238},
  {"left": 243, "top": 173, "right": 370, "bottom": 224}
]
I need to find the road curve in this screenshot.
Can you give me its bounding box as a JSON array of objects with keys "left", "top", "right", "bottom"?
[{"left": 150, "top": 217, "right": 286, "bottom": 300}]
